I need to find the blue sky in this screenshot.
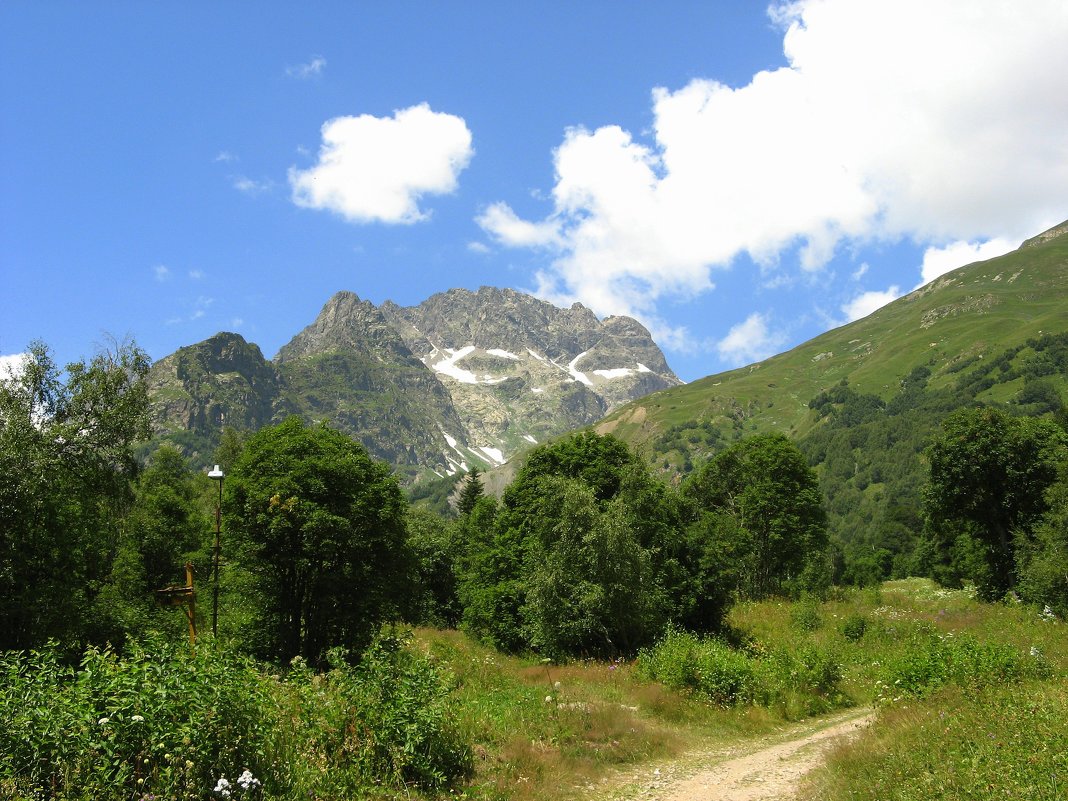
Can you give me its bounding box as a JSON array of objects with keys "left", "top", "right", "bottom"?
[{"left": 3, "top": 1, "right": 1067, "bottom": 383}]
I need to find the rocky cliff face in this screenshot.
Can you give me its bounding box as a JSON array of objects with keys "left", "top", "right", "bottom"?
[{"left": 147, "top": 287, "right": 680, "bottom": 481}]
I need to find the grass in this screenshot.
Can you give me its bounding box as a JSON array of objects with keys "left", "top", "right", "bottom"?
[{"left": 3, "top": 581, "right": 1061, "bottom": 800}]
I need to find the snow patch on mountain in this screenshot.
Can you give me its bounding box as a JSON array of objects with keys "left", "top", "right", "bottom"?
[{"left": 567, "top": 351, "right": 593, "bottom": 386}]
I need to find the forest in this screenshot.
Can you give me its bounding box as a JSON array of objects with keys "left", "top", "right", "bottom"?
[{"left": 2, "top": 338, "right": 1067, "bottom": 800}]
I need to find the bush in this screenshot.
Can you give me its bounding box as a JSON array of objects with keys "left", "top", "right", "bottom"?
[
  {"left": 877, "top": 632, "right": 1049, "bottom": 701},
  {"left": 841, "top": 614, "right": 868, "bottom": 642},
  {"left": 636, "top": 629, "right": 755, "bottom": 706},
  {"left": 636, "top": 628, "right": 845, "bottom": 716},
  {"left": 0, "top": 632, "right": 471, "bottom": 800},
  {"left": 0, "top": 636, "right": 277, "bottom": 800}
]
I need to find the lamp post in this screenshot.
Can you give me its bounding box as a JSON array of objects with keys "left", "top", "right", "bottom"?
[{"left": 208, "top": 464, "right": 224, "bottom": 637}]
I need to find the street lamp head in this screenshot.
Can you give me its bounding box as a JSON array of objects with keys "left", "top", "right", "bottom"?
[{"left": 208, "top": 465, "right": 225, "bottom": 481}]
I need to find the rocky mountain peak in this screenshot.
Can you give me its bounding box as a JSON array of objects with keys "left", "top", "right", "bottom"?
[
  {"left": 147, "top": 285, "right": 680, "bottom": 483},
  {"left": 275, "top": 291, "right": 421, "bottom": 368}
]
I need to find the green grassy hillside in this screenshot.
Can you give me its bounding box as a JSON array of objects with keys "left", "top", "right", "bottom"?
[
  {"left": 593, "top": 228, "right": 1068, "bottom": 581},
  {"left": 598, "top": 230, "right": 1068, "bottom": 463}
]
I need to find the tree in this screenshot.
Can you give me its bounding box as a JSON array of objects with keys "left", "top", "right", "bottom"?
[
  {"left": 684, "top": 433, "right": 828, "bottom": 599},
  {"left": 456, "top": 467, "right": 484, "bottom": 517},
  {"left": 94, "top": 445, "right": 211, "bottom": 644},
  {"left": 225, "top": 418, "right": 410, "bottom": 665},
  {"left": 459, "top": 431, "right": 687, "bottom": 657},
  {"left": 0, "top": 339, "right": 150, "bottom": 650},
  {"left": 405, "top": 507, "right": 462, "bottom": 627},
  {"left": 922, "top": 406, "right": 1067, "bottom": 599}
]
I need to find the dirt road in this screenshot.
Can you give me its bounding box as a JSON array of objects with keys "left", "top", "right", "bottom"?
[{"left": 611, "top": 708, "right": 875, "bottom": 801}]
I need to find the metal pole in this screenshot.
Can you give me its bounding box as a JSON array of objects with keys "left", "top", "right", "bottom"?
[
  {"left": 208, "top": 465, "right": 224, "bottom": 638},
  {"left": 212, "top": 476, "right": 221, "bottom": 637}
]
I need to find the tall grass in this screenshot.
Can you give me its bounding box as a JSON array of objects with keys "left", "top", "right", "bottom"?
[{"left": 2, "top": 580, "right": 1060, "bottom": 801}]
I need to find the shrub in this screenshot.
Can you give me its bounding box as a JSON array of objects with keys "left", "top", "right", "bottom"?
[
  {"left": 878, "top": 632, "right": 1049, "bottom": 701},
  {"left": 0, "top": 636, "right": 277, "bottom": 800},
  {"left": 636, "top": 629, "right": 755, "bottom": 706},
  {"left": 841, "top": 614, "right": 868, "bottom": 642}
]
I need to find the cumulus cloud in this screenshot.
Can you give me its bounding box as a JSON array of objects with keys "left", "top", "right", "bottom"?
[
  {"left": 286, "top": 56, "right": 326, "bottom": 79},
  {"left": 0, "top": 352, "right": 29, "bottom": 381},
  {"left": 480, "top": 0, "right": 1068, "bottom": 340},
  {"left": 842, "top": 286, "right": 902, "bottom": 323},
  {"left": 153, "top": 265, "right": 170, "bottom": 282},
  {"left": 289, "top": 104, "right": 474, "bottom": 224},
  {"left": 918, "top": 238, "right": 1017, "bottom": 286},
  {"left": 716, "top": 313, "right": 787, "bottom": 366}
]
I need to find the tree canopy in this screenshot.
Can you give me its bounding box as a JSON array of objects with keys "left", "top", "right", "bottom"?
[
  {"left": 684, "top": 432, "right": 828, "bottom": 599},
  {"left": 225, "top": 417, "right": 410, "bottom": 665},
  {"left": 922, "top": 406, "right": 1067, "bottom": 599},
  {"left": 0, "top": 340, "right": 150, "bottom": 650}
]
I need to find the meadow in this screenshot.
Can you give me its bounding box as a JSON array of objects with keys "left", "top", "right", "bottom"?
[{"left": 3, "top": 578, "right": 1062, "bottom": 801}]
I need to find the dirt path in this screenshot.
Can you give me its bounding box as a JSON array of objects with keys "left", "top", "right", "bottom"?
[{"left": 609, "top": 708, "right": 875, "bottom": 801}]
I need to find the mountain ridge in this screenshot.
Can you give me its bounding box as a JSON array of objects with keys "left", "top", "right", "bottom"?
[{"left": 147, "top": 287, "right": 680, "bottom": 481}]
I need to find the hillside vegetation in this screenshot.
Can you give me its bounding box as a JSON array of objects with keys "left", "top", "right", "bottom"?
[{"left": 597, "top": 228, "right": 1068, "bottom": 582}]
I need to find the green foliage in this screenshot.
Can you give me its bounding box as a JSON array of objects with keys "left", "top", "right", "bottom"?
[
  {"left": 684, "top": 432, "right": 828, "bottom": 598},
  {"left": 841, "top": 614, "right": 868, "bottom": 642},
  {"left": 877, "top": 631, "right": 1048, "bottom": 702},
  {"left": 405, "top": 508, "right": 463, "bottom": 627},
  {"left": 459, "top": 432, "right": 697, "bottom": 658},
  {"left": 806, "top": 682, "right": 1068, "bottom": 801},
  {"left": 0, "top": 637, "right": 277, "bottom": 800},
  {"left": 636, "top": 629, "right": 755, "bottom": 706},
  {"left": 921, "top": 406, "right": 1067, "bottom": 599},
  {"left": 456, "top": 467, "right": 484, "bottom": 517},
  {"left": 636, "top": 628, "right": 845, "bottom": 715},
  {"left": 0, "top": 339, "right": 150, "bottom": 651},
  {"left": 225, "top": 417, "right": 411, "bottom": 665},
  {"left": 93, "top": 446, "right": 213, "bottom": 646},
  {"left": 0, "top": 632, "right": 470, "bottom": 800},
  {"left": 311, "top": 636, "right": 474, "bottom": 794}
]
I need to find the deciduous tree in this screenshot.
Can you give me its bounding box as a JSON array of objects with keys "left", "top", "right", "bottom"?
[{"left": 225, "top": 418, "right": 409, "bottom": 665}]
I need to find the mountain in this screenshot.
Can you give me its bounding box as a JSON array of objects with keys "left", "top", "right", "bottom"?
[
  {"left": 147, "top": 287, "right": 680, "bottom": 481},
  {"left": 598, "top": 220, "right": 1068, "bottom": 461},
  {"left": 595, "top": 220, "right": 1068, "bottom": 581}
]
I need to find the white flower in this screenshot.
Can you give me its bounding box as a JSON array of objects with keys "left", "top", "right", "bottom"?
[
  {"left": 237, "top": 769, "right": 261, "bottom": 790},
  {"left": 214, "top": 776, "right": 232, "bottom": 798},
  {"left": 98, "top": 717, "right": 109, "bottom": 725},
  {"left": 131, "top": 714, "right": 145, "bottom": 723},
  {"left": 545, "top": 695, "right": 553, "bottom": 703}
]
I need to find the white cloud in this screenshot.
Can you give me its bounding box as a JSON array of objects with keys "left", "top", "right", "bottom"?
[
  {"left": 232, "top": 175, "right": 272, "bottom": 196},
  {"left": 851, "top": 263, "right": 869, "bottom": 281},
  {"left": 716, "top": 312, "right": 786, "bottom": 367},
  {"left": 286, "top": 56, "right": 326, "bottom": 79},
  {"left": 289, "top": 103, "right": 474, "bottom": 224},
  {"left": 188, "top": 269, "right": 204, "bottom": 280},
  {"left": 467, "top": 241, "right": 491, "bottom": 255},
  {"left": 481, "top": 0, "right": 1068, "bottom": 343},
  {"left": 918, "top": 238, "right": 1017, "bottom": 286},
  {"left": 477, "top": 202, "right": 561, "bottom": 247},
  {"left": 842, "top": 286, "right": 901, "bottom": 323},
  {"left": 153, "top": 265, "right": 170, "bottom": 282},
  {"left": 214, "top": 151, "right": 237, "bottom": 163},
  {"left": 0, "top": 352, "right": 29, "bottom": 381}
]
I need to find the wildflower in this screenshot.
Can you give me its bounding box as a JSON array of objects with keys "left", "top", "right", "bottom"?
[
  {"left": 553, "top": 681, "right": 561, "bottom": 690},
  {"left": 214, "top": 776, "right": 232, "bottom": 798},
  {"left": 186, "top": 760, "right": 195, "bottom": 770},
  {"left": 545, "top": 695, "right": 553, "bottom": 703},
  {"left": 237, "top": 770, "right": 261, "bottom": 790},
  {"left": 98, "top": 717, "right": 110, "bottom": 725},
  {"left": 131, "top": 715, "right": 145, "bottom": 723}
]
